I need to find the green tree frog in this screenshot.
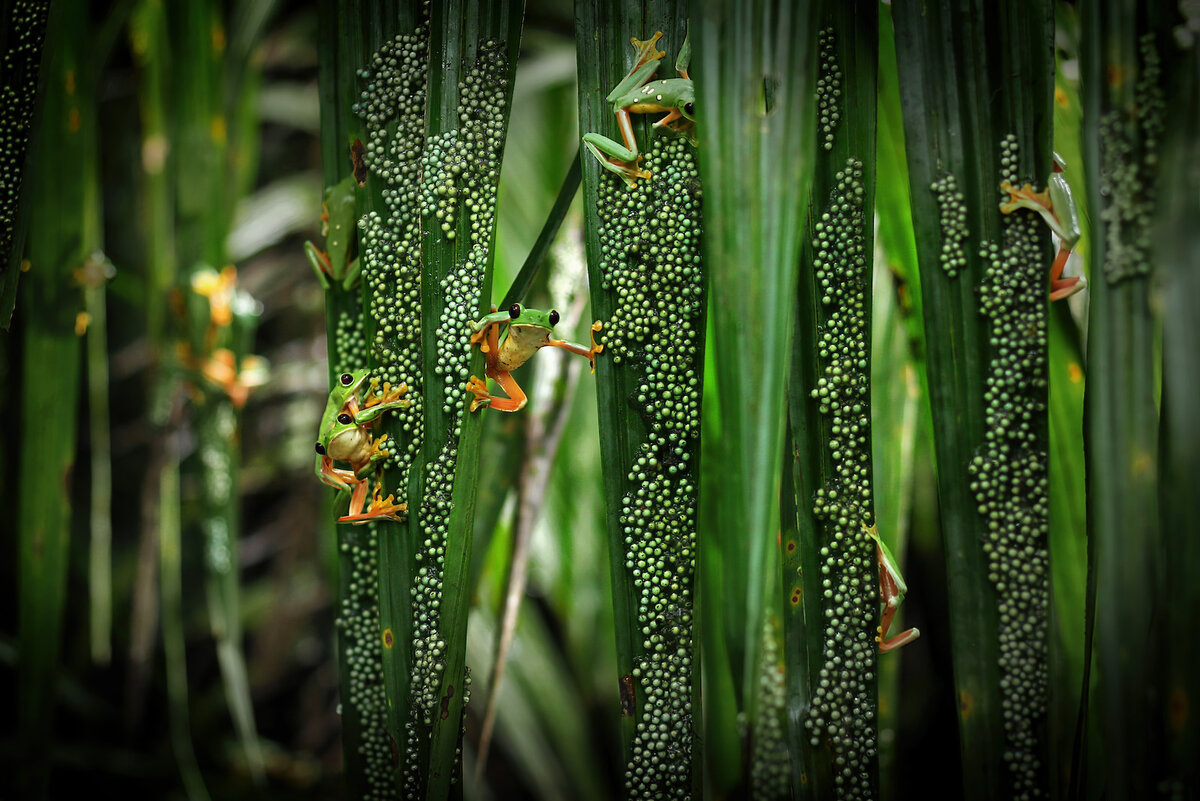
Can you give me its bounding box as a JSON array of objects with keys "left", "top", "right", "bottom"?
[
  {"left": 863, "top": 523, "right": 920, "bottom": 653},
  {"left": 466, "top": 304, "right": 603, "bottom": 413},
  {"left": 999, "top": 152, "right": 1086, "bottom": 301},
  {"left": 314, "top": 370, "right": 410, "bottom": 523},
  {"left": 305, "top": 176, "right": 360, "bottom": 292},
  {"left": 582, "top": 29, "right": 694, "bottom": 187}
]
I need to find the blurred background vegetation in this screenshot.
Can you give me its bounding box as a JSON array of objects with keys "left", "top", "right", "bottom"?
[{"left": 0, "top": 0, "right": 1195, "bottom": 799}]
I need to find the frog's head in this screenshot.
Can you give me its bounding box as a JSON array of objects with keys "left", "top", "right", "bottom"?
[
  {"left": 334, "top": 369, "right": 370, "bottom": 398},
  {"left": 677, "top": 84, "right": 696, "bottom": 123},
  {"left": 507, "top": 303, "right": 560, "bottom": 330}
]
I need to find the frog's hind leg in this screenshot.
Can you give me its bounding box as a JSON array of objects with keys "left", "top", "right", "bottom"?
[
  {"left": 467, "top": 367, "right": 527, "bottom": 413},
  {"left": 877, "top": 568, "right": 920, "bottom": 653},
  {"left": 1049, "top": 249, "right": 1087, "bottom": 301}
]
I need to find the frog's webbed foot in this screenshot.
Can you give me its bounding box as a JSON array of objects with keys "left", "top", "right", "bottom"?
[
  {"left": 1050, "top": 251, "right": 1087, "bottom": 302},
  {"left": 630, "top": 31, "right": 666, "bottom": 71},
  {"left": 998, "top": 180, "right": 1052, "bottom": 216},
  {"left": 363, "top": 380, "right": 409, "bottom": 410},
  {"left": 466, "top": 375, "right": 493, "bottom": 412},
  {"left": 339, "top": 479, "right": 406, "bottom": 524}
]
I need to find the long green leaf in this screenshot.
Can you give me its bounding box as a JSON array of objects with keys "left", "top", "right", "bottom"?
[
  {"left": 694, "top": 0, "right": 817, "bottom": 796},
  {"left": 1079, "top": 3, "right": 1171, "bottom": 795},
  {"left": 576, "top": 6, "right": 707, "bottom": 798},
  {"left": 893, "top": 2, "right": 1055, "bottom": 798},
  {"left": 17, "top": 3, "right": 90, "bottom": 795}
]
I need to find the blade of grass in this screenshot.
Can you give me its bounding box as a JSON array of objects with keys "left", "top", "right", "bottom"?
[
  {"left": 785, "top": 4, "right": 880, "bottom": 798},
  {"left": 312, "top": 2, "right": 399, "bottom": 794},
  {"left": 1079, "top": 4, "right": 1170, "bottom": 795},
  {"left": 16, "top": 2, "right": 91, "bottom": 794},
  {"left": 1156, "top": 33, "right": 1200, "bottom": 796},
  {"left": 576, "top": 6, "right": 707, "bottom": 798},
  {"left": 422, "top": 5, "right": 525, "bottom": 796},
  {"left": 693, "top": 0, "right": 817, "bottom": 796},
  {"left": 893, "top": 2, "right": 1055, "bottom": 798}
]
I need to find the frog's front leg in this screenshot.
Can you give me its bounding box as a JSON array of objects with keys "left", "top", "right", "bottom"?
[
  {"left": 304, "top": 240, "right": 333, "bottom": 291},
  {"left": 546, "top": 320, "right": 605, "bottom": 373},
  {"left": 355, "top": 381, "right": 410, "bottom": 425}
]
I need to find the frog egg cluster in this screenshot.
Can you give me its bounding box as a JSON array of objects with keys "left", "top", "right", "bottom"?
[
  {"left": 748, "top": 617, "right": 789, "bottom": 800},
  {"left": 595, "top": 136, "right": 703, "bottom": 800},
  {"left": 336, "top": 523, "right": 398, "bottom": 800},
  {"left": 421, "top": 45, "right": 508, "bottom": 422},
  {"left": 333, "top": 312, "right": 368, "bottom": 375},
  {"left": 817, "top": 28, "right": 842, "bottom": 152},
  {"left": 0, "top": 1, "right": 48, "bottom": 260},
  {"left": 1099, "top": 34, "right": 1162, "bottom": 284},
  {"left": 355, "top": 27, "right": 430, "bottom": 488},
  {"left": 970, "top": 134, "right": 1049, "bottom": 800},
  {"left": 931, "top": 173, "right": 969, "bottom": 278},
  {"left": 596, "top": 141, "right": 704, "bottom": 365},
  {"left": 803, "top": 159, "right": 879, "bottom": 800}
]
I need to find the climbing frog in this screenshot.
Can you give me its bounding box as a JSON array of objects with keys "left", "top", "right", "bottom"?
[
  {"left": 582, "top": 29, "right": 694, "bottom": 187},
  {"left": 863, "top": 523, "right": 920, "bottom": 653},
  {"left": 305, "top": 176, "right": 360, "bottom": 292},
  {"left": 999, "top": 152, "right": 1086, "bottom": 301},
  {"left": 466, "top": 304, "right": 603, "bottom": 413},
  {"left": 314, "top": 370, "right": 409, "bottom": 523}
]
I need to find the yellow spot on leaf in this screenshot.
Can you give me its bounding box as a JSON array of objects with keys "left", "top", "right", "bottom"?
[
  {"left": 1108, "top": 65, "right": 1123, "bottom": 88},
  {"left": 1054, "top": 87, "right": 1068, "bottom": 108},
  {"left": 959, "top": 690, "right": 974, "bottom": 720},
  {"left": 75, "top": 312, "right": 90, "bottom": 336},
  {"left": 1068, "top": 362, "right": 1083, "bottom": 383},
  {"left": 69, "top": 108, "right": 80, "bottom": 133},
  {"left": 65, "top": 70, "right": 76, "bottom": 95},
  {"left": 20, "top": 259, "right": 31, "bottom": 272},
  {"left": 210, "top": 115, "right": 227, "bottom": 146},
  {"left": 382, "top": 628, "right": 394, "bottom": 649},
  {"left": 1131, "top": 449, "right": 1153, "bottom": 478},
  {"left": 211, "top": 24, "right": 226, "bottom": 53}
]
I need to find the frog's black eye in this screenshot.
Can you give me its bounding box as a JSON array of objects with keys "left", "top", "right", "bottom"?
[
  {"left": 314, "top": 442, "right": 326, "bottom": 455},
  {"left": 508, "top": 303, "right": 521, "bottom": 319},
  {"left": 339, "top": 373, "right": 353, "bottom": 386},
  {"left": 684, "top": 102, "right": 694, "bottom": 116},
  {"left": 548, "top": 309, "right": 560, "bottom": 326},
  {"left": 337, "top": 413, "right": 352, "bottom": 425}
]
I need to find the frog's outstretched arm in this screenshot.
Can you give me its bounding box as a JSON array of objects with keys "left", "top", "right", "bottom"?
[{"left": 546, "top": 321, "right": 605, "bottom": 373}]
